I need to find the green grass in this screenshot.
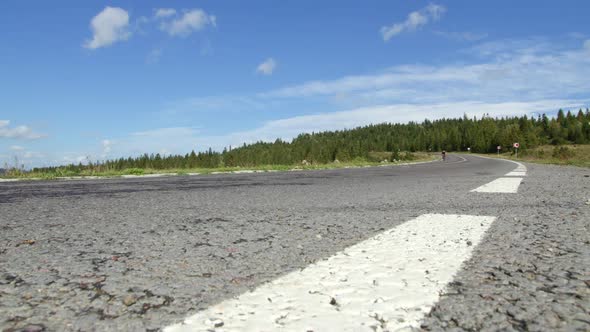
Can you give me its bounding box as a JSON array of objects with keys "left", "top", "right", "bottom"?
[
  {"left": 0, "top": 152, "right": 436, "bottom": 180},
  {"left": 478, "top": 144, "right": 590, "bottom": 168}
]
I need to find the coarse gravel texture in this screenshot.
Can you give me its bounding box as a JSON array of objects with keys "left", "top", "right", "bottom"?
[{"left": 0, "top": 155, "right": 588, "bottom": 331}]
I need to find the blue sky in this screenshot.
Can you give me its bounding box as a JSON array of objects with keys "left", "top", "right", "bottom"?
[{"left": 1, "top": 1, "right": 589, "bottom": 168}]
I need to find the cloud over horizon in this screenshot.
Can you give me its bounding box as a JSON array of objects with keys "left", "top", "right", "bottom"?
[
  {"left": 263, "top": 38, "right": 590, "bottom": 105},
  {"left": 0, "top": 120, "right": 44, "bottom": 140},
  {"left": 159, "top": 9, "right": 216, "bottom": 37},
  {"left": 99, "top": 99, "right": 585, "bottom": 162},
  {"left": 130, "top": 37, "right": 590, "bottom": 158}
]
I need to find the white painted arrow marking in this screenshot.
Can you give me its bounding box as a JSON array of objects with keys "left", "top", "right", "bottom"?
[{"left": 164, "top": 214, "right": 495, "bottom": 332}]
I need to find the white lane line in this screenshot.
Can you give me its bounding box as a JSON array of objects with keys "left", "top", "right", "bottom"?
[
  {"left": 506, "top": 163, "right": 526, "bottom": 177},
  {"left": 121, "top": 173, "right": 177, "bottom": 178},
  {"left": 469, "top": 155, "right": 527, "bottom": 191},
  {"left": 505, "top": 171, "right": 526, "bottom": 177},
  {"left": 505, "top": 164, "right": 527, "bottom": 177},
  {"left": 471, "top": 154, "right": 527, "bottom": 175},
  {"left": 471, "top": 177, "right": 524, "bottom": 193},
  {"left": 454, "top": 155, "right": 468, "bottom": 162},
  {"left": 164, "top": 214, "right": 496, "bottom": 332}
]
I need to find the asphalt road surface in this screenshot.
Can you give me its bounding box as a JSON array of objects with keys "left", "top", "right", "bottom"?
[{"left": 0, "top": 155, "right": 588, "bottom": 331}]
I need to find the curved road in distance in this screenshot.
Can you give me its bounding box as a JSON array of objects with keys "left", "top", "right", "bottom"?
[{"left": 0, "top": 154, "right": 588, "bottom": 331}]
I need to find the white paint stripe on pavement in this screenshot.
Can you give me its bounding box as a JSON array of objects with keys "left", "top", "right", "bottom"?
[
  {"left": 164, "top": 214, "right": 496, "bottom": 332},
  {"left": 505, "top": 171, "right": 526, "bottom": 177},
  {"left": 471, "top": 154, "right": 527, "bottom": 173},
  {"left": 512, "top": 164, "right": 527, "bottom": 173},
  {"left": 121, "top": 173, "right": 177, "bottom": 178},
  {"left": 471, "top": 177, "right": 523, "bottom": 193}
]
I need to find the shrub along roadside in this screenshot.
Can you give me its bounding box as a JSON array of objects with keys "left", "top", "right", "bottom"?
[
  {"left": 480, "top": 144, "right": 590, "bottom": 168},
  {"left": 1, "top": 153, "right": 435, "bottom": 180}
]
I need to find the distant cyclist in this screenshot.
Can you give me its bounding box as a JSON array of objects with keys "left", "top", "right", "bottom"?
[{"left": 441, "top": 150, "right": 446, "bottom": 161}]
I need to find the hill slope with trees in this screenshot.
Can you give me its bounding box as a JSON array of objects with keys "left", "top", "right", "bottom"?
[{"left": 27, "top": 108, "right": 590, "bottom": 174}]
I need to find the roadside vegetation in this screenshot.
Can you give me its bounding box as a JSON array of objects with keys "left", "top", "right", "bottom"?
[
  {"left": 2, "top": 108, "right": 589, "bottom": 179},
  {"left": 488, "top": 144, "right": 590, "bottom": 168},
  {"left": 2, "top": 152, "right": 432, "bottom": 180}
]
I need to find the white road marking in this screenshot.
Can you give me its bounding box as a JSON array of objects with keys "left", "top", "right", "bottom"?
[
  {"left": 121, "top": 173, "right": 177, "bottom": 178},
  {"left": 164, "top": 214, "right": 495, "bottom": 332},
  {"left": 471, "top": 177, "right": 524, "bottom": 193},
  {"left": 505, "top": 171, "right": 526, "bottom": 177},
  {"left": 454, "top": 155, "right": 467, "bottom": 162},
  {"left": 472, "top": 155, "right": 527, "bottom": 173},
  {"left": 469, "top": 155, "right": 527, "bottom": 191}
]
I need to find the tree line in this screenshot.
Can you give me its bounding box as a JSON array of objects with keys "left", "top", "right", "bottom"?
[{"left": 31, "top": 108, "right": 590, "bottom": 173}]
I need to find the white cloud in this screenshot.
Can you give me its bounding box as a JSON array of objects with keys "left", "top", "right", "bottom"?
[
  {"left": 84, "top": 7, "right": 131, "bottom": 49},
  {"left": 0, "top": 120, "right": 44, "bottom": 139},
  {"left": 381, "top": 3, "right": 446, "bottom": 41},
  {"left": 257, "top": 58, "right": 277, "bottom": 75},
  {"left": 584, "top": 39, "right": 590, "bottom": 50},
  {"left": 160, "top": 9, "right": 216, "bottom": 37},
  {"left": 154, "top": 8, "right": 176, "bottom": 19},
  {"left": 261, "top": 39, "right": 590, "bottom": 105},
  {"left": 263, "top": 65, "right": 475, "bottom": 98},
  {"left": 9, "top": 145, "right": 24, "bottom": 151},
  {"left": 466, "top": 38, "right": 555, "bottom": 58}
]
